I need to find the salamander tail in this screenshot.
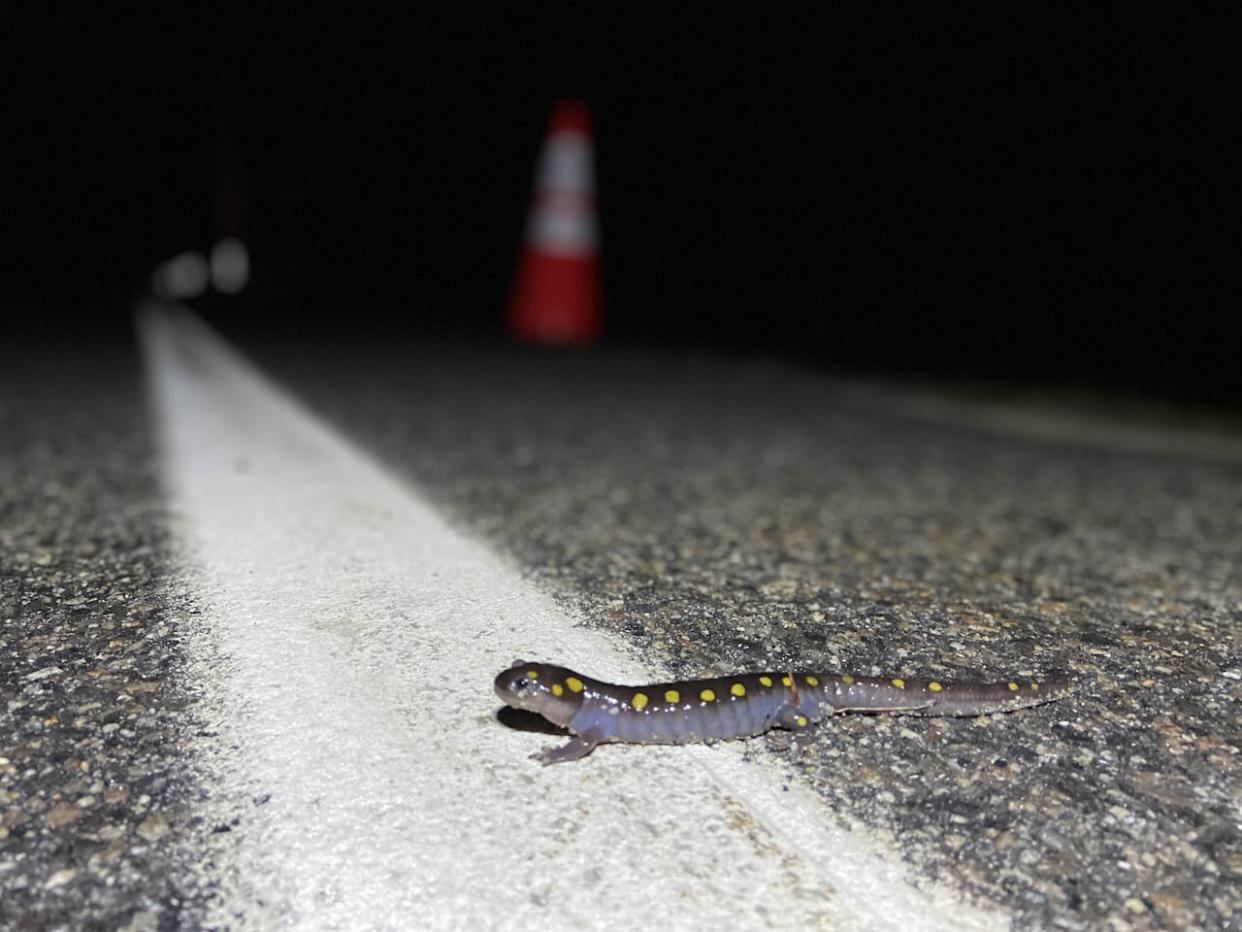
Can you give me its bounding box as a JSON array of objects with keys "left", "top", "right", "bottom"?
[{"left": 916, "top": 676, "right": 1073, "bottom": 717}]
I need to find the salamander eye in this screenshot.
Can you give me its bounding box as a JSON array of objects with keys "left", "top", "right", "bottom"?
[{"left": 513, "top": 676, "right": 529, "bottom": 691}]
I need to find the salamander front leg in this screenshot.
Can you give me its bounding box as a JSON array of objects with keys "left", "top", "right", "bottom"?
[
  {"left": 532, "top": 727, "right": 605, "bottom": 765},
  {"left": 775, "top": 702, "right": 815, "bottom": 732},
  {"left": 766, "top": 703, "right": 820, "bottom": 752}
]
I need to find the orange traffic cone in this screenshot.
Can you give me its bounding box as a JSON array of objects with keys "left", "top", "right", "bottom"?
[{"left": 506, "top": 99, "right": 602, "bottom": 345}]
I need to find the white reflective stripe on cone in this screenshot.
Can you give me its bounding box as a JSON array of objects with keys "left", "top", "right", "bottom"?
[
  {"left": 536, "top": 133, "right": 595, "bottom": 195},
  {"left": 525, "top": 202, "right": 599, "bottom": 256}
]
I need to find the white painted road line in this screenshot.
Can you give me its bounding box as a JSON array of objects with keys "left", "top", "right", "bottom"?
[{"left": 138, "top": 303, "right": 1005, "bottom": 931}]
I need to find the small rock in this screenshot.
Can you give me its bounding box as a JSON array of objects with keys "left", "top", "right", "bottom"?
[
  {"left": 1124, "top": 897, "right": 1146, "bottom": 914},
  {"left": 135, "top": 813, "right": 170, "bottom": 842},
  {"left": 88, "top": 838, "right": 128, "bottom": 868},
  {"left": 1148, "top": 890, "right": 1183, "bottom": 916},
  {"left": 24, "top": 666, "right": 62, "bottom": 681},
  {"left": 45, "top": 802, "right": 83, "bottom": 828},
  {"left": 120, "top": 911, "right": 160, "bottom": 932},
  {"left": 44, "top": 868, "right": 77, "bottom": 889}
]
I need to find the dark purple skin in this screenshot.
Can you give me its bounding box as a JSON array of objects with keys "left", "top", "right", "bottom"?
[{"left": 494, "top": 661, "right": 1072, "bottom": 764}]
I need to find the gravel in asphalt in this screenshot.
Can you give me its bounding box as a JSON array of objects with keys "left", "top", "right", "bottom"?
[{"left": 0, "top": 346, "right": 213, "bottom": 931}]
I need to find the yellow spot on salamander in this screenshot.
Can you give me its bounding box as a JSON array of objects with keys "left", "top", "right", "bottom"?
[
  {"left": 928, "top": 681, "right": 943, "bottom": 692},
  {"left": 805, "top": 675, "right": 819, "bottom": 686},
  {"left": 526, "top": 670, "right": 539, "bottom": 679},
  {"left": 758, "top": 675, "right": 773, "bottom": 687},
  {"left": 841, "top": 674, "right": 855, "bottom": 685},
  {"left": 781, "top": 675, "right": 792, "bottom": 687},
  {"left": 566, "top": 676, "right": 584, "bottom": 693},
  {"left": 700, "top": 688, "right": 716, "bottom": 702},
  {"left": 731, "top": 683, "right": 746, "bottom": 697},
  {"left": 1030, "top": 682, "right": 1040, "bottom": 691},
  {"left": 632, "top": 692, "right": 649, "bottom": 710},
  {"left": 665, "top": 689, "right": 680, "bottom": 703},
  {"left": 891, "top": 678, "right": 906, "bottom": 688},
  {"left": 551, "top": 683, "right": 563, "bottom": 697},
  {"left": 796, "top": 715, "right": 808, "bottom": 727},
  {"left": 1008, "top": 682, "right": 1019, "bottom": 691}
]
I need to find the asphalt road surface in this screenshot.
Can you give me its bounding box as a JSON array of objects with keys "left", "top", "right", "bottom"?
[{"left": 2, "top": 304, "right": 1239, "bottom": 930}]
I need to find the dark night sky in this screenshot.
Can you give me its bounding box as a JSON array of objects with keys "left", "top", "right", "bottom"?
[{"left": 4, "top": 4, "right": 1240, "bottom": 405}]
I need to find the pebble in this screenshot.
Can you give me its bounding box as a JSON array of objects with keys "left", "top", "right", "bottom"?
[
  {"left": 44, "top": 869, "right": 77, "bottom": 889},
  {"left": 135, "top": 813, "right": 171, "bottom": 842},
  {"left": 44, "top": 802, "right": 83, "bottom": 828},
  {"left": 24, "top": 667, "right": 63, "bottom": 682},
  {"left": 120, "top": 911, "right": 161, "bottom": 932}
]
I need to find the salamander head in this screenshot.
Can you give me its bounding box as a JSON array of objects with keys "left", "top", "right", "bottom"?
[{"left": 494, "top": 660, "right": 585, "bottom": 728}]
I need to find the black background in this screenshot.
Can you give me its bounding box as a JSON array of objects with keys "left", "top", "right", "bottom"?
[{"left": 5, "top": 4, "right": 1239, "bottom": 405}]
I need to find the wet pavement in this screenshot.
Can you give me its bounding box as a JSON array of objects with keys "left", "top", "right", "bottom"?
[{"left": 3, "top": 330, "right": 1240, "bottom": 930}]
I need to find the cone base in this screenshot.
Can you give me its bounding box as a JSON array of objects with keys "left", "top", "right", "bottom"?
[{"left": 505, "top": 251, "right": 602, "bottom": 346}]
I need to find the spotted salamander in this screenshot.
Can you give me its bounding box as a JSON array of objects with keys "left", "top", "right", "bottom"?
[{"left": 495, "top": 661, "right": 1072, "bottom": 764}]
